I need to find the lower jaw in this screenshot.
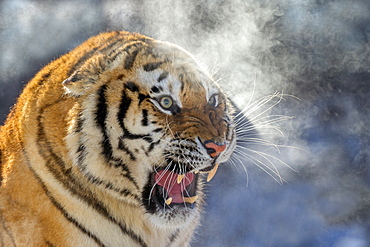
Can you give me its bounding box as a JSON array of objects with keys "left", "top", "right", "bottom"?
[
  {"left": 147, "top": 205, "right": 200, "bottom": 228},
  {"left": 143, "top": 192, "right": 203, "bottom": 228}
]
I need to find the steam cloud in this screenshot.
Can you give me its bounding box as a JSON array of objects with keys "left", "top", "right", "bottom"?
[{"left": 1, "top": 0, "right": 369, "bottom": 246}]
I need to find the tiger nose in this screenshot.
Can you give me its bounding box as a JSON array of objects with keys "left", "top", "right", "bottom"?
[{"left": 204, "top": 141, "right": 227, "bottom": 158}]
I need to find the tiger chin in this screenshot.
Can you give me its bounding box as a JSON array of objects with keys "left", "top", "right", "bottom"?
[{"left": 0, "top": 31, "right": 237, "bottom": 246}]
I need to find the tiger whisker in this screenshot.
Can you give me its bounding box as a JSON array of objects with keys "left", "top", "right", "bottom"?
[
  {"left": 237, "top": 138, "right": 282, "bottom": 152},
  {"left": 208, "top": 62, "right": 222, "bottom": 79},
  {"left": 237, "top": 142, "right": 297, "bottom": 176},
  {"left": 228, "top": 155, "right": 250, "bottom": 188},
  {"left": 164, "top": 115, "right": 176, "bottom": 139},
  {"left": 164, "top": 165, "right": 177, "bottom": 201},
  {"left": 182, "top": 153, "right": 197, "bottom": 170},
  {"left": 236, "top": 115, "right": 293, "bottom": 131},
  {"left": 237, "top": 137, "right": 307, "bottom": 155},
  {"left": 236, "top": 93, "right": 284, "bottom": 125},
  {"left": 153, "top": 154, "right": 173, "bottom": 173},
  {"left": 230, "top": 90, "right": 302, "bottom": 184},
  {"left": 235, "top": 92, "right": 295, "bottom": 126},
  {"left": 233, "top": 148, "right": 286, "bottom": 184},
  {"left": 234, "top": 95, "right": 272, "bottom": 122},
  {"left": 234, "top": 147, "right": 280, "bottom": 176},
  {"left": 149, "top": 160, "right": 176, "bottom": 205}
]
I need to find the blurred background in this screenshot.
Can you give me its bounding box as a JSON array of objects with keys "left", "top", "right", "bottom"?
[{"left": 1, "top": 0, "right": 369, "bottom": 246}]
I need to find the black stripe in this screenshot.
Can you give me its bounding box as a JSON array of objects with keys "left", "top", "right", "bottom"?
[
  {"left": 157, "top": 71, "right": 169, "bottom": 82},
  {"left": 39, "top": 178, "right": 106, "bottom": 247},
  {"left": 148, "top": 139, "right": 161, "bottom": 153},
  {"left": 38, "top": 71, "right": 52, "bottom": 86},
  {"left": 76, "top": 143, "right": 86, "bottom": 167},
  {"left": 45, "top": 165, "right": 145, "bottom": 247},
  {"left": 167, "top": 229, "right": 180, "bottom": 246},
  {"left": 125, "top": 82, "right": 139, "bottom": 92},
  {"left": 68, "top": 34, "right": 126, "bottom": 77},
  {"left": 35, "top": 101, "right": 146, "bottom": 246},
  {"left": 150, "top": 86, "right": 159, "bottom": 93},
  {"left": 82, "top": 168, "right": 140, "bottom": 200},
  {"left": 46, "top": 241, "right": 56, "bottom": 247},
  {"left": 77, "top": 131, "right": 140, "bottom": 193},
  {"left": 35, "top": 103, "right": 105, "bottom": 246},
  {"left": 95, "top": 85, "right": 114, "bottom": 161},
  {"left": 138, "top": 93, "right": 148, "bottom": 104},
  {"left": 106, "top": 41, "right": 144, "bottom": 70},
  {"left": 118, "top": 163, "right": 140, "bottom": 190},
  {"left": 178, "top": 74, "right": 185, "bottom": 92},
  {"left": 121, "top": 227, "right": 148, "bottom": 247},
  {"left": 124, "top": 47, "right": 140, "bottom": 70},
  {"left": 77, "top": 114, "right": 139, "bottom": 190},
  {"left": 141, "top": 174, "right": 156, "bottom": 214},
  {"left": 117, "top": 90, "right": 132, "bottom": 131},
  {"left": 118, "top": 90, "right": 151, "bottom": 140},
  {"left": 68, "top": 47, "right": 99, "bottom": 77},
  {"left": 23, "top": 151, "right": 106, "bottom": 246},
  {"left": 180, "top": 80, "right": 185, "bottom": 92},
  {"left": 117, "top": 90, "right": 157, "bottom": 156},
  {"left": 68, "top": 31, "right": 136, "bottom": 77},
  {"left": 121, "top": 132, "right": 153, "bottom": 143},
  {"left": 118, "top": 139, "right": 137, "bottom": 161},
  {"left": 101, "top": 35, "right": 135, "bottom": 56},
  {"left": 77, "top": 87, "right": 140, "bottom": 189},
  {"left": 141, "top": 109, "right": 148, "bottom": 126},
  {"left": 41, "top": 70, "right": 52, "bottom": 80},
  {"left": 74, "top": 111, "right": 84, "bottom": 133},
  {"left": 59, "top": 160, "right": 146, "bottom": 246},
  {"left": 143, "top": 62, "right": 163, "bottom": 71}
]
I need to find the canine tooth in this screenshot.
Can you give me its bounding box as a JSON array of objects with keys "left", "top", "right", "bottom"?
[
  {"left": 177, "top": 174, "right": 185, "bottom": 184},
  {"left": 207, "top": 163, "right": 219, "bottom": 182},
  {"left": 165, "top": 197, "right": 173, "bottom": 205},
  {"left": 194, "top": 170, "right": 199, "bottom": 174},
  {"left": 183, "top": 195, "right": 198, "bottom": 204}
]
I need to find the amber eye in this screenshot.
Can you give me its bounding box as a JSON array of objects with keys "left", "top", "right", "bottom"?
[
  {"left": 159, "top": 96, "right": 173, "bottom": 109},
  {"left": 209, "top": 94, "right": 219, "bottom": 107}
]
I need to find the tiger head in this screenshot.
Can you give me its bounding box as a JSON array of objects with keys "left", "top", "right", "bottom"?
[{"left": 64, "top": 34, "right": 236, "bottom": 228}]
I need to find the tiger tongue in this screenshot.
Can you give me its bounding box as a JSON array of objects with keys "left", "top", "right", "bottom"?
[{"left": 155, "top": 170, "right": 194, "bottom": 203}]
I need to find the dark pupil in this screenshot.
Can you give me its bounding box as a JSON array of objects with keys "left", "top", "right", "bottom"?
[{"left": 210, "top": 96, "right": 216, "bottom": 106}]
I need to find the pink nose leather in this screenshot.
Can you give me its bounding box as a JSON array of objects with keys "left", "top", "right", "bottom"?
[{"left": 205, "top": 142, "right": 227, "bottom": 157}]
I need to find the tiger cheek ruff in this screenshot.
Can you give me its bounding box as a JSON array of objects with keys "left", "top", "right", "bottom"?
[{"left": 0, "top": 31, "right": 236, "bottom": 246}]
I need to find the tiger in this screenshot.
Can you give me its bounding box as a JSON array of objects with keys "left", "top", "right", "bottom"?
[{"left": 0, "top": 31, "right": 237, "bottom": 246}]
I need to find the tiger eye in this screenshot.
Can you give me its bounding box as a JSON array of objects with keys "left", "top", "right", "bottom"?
[
  {"left": 160, "top": 96, "right": 173, "bottom": 109},
  {"left": 209, "top": 94, "right": 219, "bottom": 107}
]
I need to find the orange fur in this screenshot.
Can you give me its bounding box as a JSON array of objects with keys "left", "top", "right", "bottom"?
[{"left": 0, "top": 31, "right": 235, "bottom": 246}]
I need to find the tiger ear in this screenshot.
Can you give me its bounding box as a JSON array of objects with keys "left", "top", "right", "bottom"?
[{"left": 63, "top": 53, "right": 110, "bottom": 96}]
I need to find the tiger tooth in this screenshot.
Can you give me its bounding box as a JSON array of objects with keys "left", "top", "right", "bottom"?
[
  {"left": 183, "top": 195, "right": 198, "bottom": 204},
  {"left": 177, "top": 174, "right": 185, "bottom": 184},
  {"left": 165, "top": 197, "right": 173, "bottom": 205},
  {"left": 206, "top": 163, "right": 219, "bottom": 182},
  {"left": 194, "top": 170, "right": 199, "bottom": 174}
]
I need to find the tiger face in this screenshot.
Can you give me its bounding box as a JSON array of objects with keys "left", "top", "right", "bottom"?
[{"left": 63, "top": 37, "right": 236, "bottom": 228}]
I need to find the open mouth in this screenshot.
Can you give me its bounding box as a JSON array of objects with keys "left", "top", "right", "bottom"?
[
  {"left": 153, "top": 170, "right": 199, "bottom": 206},
  {"left": 143, "top": 163, "right": 219, "bottom": 211}
]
